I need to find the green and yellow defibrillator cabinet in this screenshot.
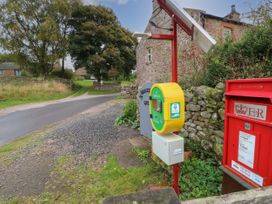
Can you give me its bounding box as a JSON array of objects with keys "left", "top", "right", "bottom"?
[{"left": 149, "top": 82, "right": 185, "bottom": 134}]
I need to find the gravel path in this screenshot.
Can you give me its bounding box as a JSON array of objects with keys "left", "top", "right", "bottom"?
[{"left": 0, "top": 100, "right": 139, "bottom": 199}]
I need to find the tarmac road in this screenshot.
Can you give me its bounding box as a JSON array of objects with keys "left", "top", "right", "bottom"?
[{"left": 0, "top": 95, "right": 116, "bottom": 145}]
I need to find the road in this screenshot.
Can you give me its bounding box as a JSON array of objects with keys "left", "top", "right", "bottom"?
[{"left": 0, "top": 95, "right": 116, "bottom": 145}]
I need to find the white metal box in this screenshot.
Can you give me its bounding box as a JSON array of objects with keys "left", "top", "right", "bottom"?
[{"left": 152, "top": 132, "right": 184, "bottom": 166}]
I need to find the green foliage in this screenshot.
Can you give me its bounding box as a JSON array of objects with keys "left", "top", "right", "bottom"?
[
  {"left": 51, "top": 69, "right": 74, "bottom": 80},
  {"left": 0, "top": 0, "right": 80, "bottom": 77},
  {"left": 204, "top": 20, "right": 272, "bottom": 87},
  {"left": 179, "top": 158, "right": 222, "bottom": 200},
  {"left": 133, "top": 148, "right": 150, "bottom": 163},
  {"left": 184, "top": 138, "right": 218, "bottom": 162},
  {"left": 179, "top": 69, "right": 207, "bottom": 89},
  {"left": 115, "top": 100, "right": 139, "bottom": 129},
  {"left": 12, "top": 156, "right": 167, "bottom": 204},
  {"left": 178, "top": 136, "right": 222, "bottom": 200},
  {"left": 69, "top": 4, "right": 137, "bottom": 82},
  {"left": 72, "top": 79, "right": 93, "bottom": 96},
  {"left": 0, "top": 53, "right": 16, "bottom": 63}
]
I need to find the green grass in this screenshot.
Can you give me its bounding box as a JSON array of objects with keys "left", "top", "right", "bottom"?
[
  {"left": 0, "top": 79, "right": 73, "bottom": 110},
  {"left": 0, "top": 131, "right": 44, "bottom": 167},
  {"left": 73, "top": 80, "right": 119, "bottom": 96},
  {"left": 5, "top": 155, "right": 168, "bottom": 204},
  {"left": 0, "top": 92, "right": 72, "bottom": 110},
  {"left": 72, "top": 80, "right": 93, "bottom": 97}
]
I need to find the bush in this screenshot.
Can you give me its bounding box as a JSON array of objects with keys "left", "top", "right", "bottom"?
[
  {"left": 51, "top": 69, "right": 74, "bottom": 80},
  {"left": 115, "top": 100, "right": 139, "bottom": 129},
  {"left": 204, "top": 20, "right": 272, "bottom": 87},
  {"left": 184, "top": 137, "right": 218, "bottom": 162},
  {"left": 179, "top": 158, "right": 222, "bottom": 200}
]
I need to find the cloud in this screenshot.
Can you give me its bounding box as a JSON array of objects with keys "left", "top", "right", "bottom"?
[{"left": 83, "top": 0, "right": 129, "bottom": 5}]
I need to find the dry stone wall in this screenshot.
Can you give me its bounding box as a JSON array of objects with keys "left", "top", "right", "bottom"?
[
  {"left": 181, "top": 82, "right": 226, "bottom": 158},
  {"left": 93, "top": 82, "right": 121, "bottom": 91},
  {"left": 121, "top": 82, "right": 138, "bottom": 99}
]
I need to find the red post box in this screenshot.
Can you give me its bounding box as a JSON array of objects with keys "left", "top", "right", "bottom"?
[{"left": 222, "top": 78, "right": 272, "bottom": 189}]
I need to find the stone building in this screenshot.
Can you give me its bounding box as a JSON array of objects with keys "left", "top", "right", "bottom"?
[
  {"left": 136, "top": 1, "right": 250, "bottom": 88},
  {"left": 0, "top": 62, "right": 21, "bottom": 77}
]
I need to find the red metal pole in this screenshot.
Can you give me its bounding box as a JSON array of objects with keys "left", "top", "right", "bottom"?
[
  {"left": 151, "top": 19, "right": 181, "bottom": 196},
  {"left": 172, "top": 19, "right": 180, "bottom": 196},
  {"left": 172, "top": 20, "right": 178, "bottom": 83},
  {"left": 173, "top": 163, "right": 180, "bottom": 195}
]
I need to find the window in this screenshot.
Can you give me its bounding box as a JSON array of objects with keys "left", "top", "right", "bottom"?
[
  {"left": 146, "top": 48, "right": 152, "bottom": 64},
  {"left": 15, "top": 70, "right": 21, "bottom": 77},
  {"left": 223, "top": 27, "right": 232, "bottom": 41},
  {"left": 0, "top": 70, "right": 3, "bottom": 76}
]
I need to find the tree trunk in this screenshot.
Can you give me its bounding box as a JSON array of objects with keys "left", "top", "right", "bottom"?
[{"left": 61, "top": 57, "right": 65, "bottom": 76}]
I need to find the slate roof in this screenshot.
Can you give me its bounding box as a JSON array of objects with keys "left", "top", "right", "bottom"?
[
  {"left": 201, "top": 13, "right": 251, "bottom": 26},
  {"left": 0, "top": 62, "right": 20, "bottom": 70}
]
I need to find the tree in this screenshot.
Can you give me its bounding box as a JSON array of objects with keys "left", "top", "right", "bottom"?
[
  {"left": 0, "top": 53, "right": 16, "bottom": 63},
  {"left": 243, "top": 0, "right": 272, "bottom": 25},
  {"left": 69, "top": 4, "right": 136, "bottom": 82},
  {"left": 51, "top": 0, "right": 81, "bottom": 75},
  {"left": 0, "top": 0, "right": 78, "bottom": 77}
]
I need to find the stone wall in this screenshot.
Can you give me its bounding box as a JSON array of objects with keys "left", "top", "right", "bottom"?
[
  {"left": 121, "top": 82, "right": 137, "bottom": 99},
  {"left": 93, "top": 82, "right": 121, "bottom": 91},
  {"left": 182, "top": 186, "right": 272, "bottom": 204},
  {"left": 181, "top": 82, "right": 225, "bottom": 158}
]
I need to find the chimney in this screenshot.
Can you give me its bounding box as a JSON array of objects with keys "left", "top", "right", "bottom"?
[
  {"left": 224, "top": 4, "right": 240, "bottom": 22},
  {"left": 231, "top": 5, "right": 236, "bottom": 13}
]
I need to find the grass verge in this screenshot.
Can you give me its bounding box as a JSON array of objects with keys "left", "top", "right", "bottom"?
[
  {"left": 73, "top": 80, "right": 119, "bottom": 96},
  {"left": 6, "top": 155, "right": 169, "bottom": 204},
  {"left": 0, "top": 93, "right": 72, "bottom": 110},
  {"left": 72, "top": 80, "right": 93, "bottom": 97},
  {"left": 0, "top": 131, "right": 44, "bottom": 167},
  {"left": 0, "top": 78, "right": 73, "bottom": 110}
]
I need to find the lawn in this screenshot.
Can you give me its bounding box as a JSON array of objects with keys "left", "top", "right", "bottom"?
[
  {"left": 0, "top": 78, "right": 120, "bottom": 110},
  {"left": 73, "top": 80, "right": 120, "bottom": 96},
  {"left": 0, "top": 78, "right": 73, "bottom": 110},
  {"left": 72, "top": 79, "right": 93, "bottom": 96}
]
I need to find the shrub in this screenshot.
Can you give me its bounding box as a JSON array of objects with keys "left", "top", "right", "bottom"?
[
  {"left": 204, "top": 20, "right": 272, "bottom": 87},
  {"left": 184, "top": 137, "right": 218, "bottom": 162},
  {"left": 115, "top": 100, "right": 139, "bottom": 129},
  {"left": 51, "top": 69, "right": 74, "bottom": 80},
  {"left": 179, "top": 158, "right": 223, "bottom": 200}
]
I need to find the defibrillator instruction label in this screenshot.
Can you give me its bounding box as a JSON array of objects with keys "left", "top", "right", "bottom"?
[
  {"left": 232, "top": 160, "right": 263, "bottom": 186},
  {"left": 170, "top": 102, "right": 180, "bottom": 119},
  {"left": 238, "top": 131, "right": 256, "bottom": 169}
]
